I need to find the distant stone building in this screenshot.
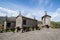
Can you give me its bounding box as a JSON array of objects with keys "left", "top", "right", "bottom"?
[
  {"left": 41, "top": 11, "right": 51, "bottom": 28},
  {"left": 4, "top": 16, "right": 16, "bottom": 31},
  {"left": 16, "top": 11, "right": 38, "bottom": 32}
]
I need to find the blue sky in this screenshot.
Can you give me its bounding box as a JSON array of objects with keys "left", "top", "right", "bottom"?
[{"left": 0, "top": 0, "right": 60, "bottom": 22}]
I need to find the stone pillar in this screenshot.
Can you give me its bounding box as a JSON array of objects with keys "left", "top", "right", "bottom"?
[
  {"left": 4, "top": 21, "right": 7, "bottom": 32},
  {"left": 41, "top": 11, "right": 51, "bottom": 28},
  {"left": 16, "top": 11, "right": 23, "bottom": 33}
]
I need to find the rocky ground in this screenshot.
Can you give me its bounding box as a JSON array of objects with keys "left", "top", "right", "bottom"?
[{"left": 0, "top": 28, "right": 60, "bottom": 40}]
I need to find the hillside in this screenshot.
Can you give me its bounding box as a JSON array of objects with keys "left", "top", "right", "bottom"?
[
  {"left": 38, "top": 21, "right": 60, "bottom": 28},
  {"left": 0, "top": 16, "right": 16, "bottom": 24},
  {"left": 51, "top": 21, "right": 60, "bottom": 28},
  {"left": 0, "top": 16, "right": 6, "bottom": 24}
]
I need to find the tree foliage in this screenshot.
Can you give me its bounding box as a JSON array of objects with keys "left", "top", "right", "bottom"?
[
  {"left": 38, "top": 21, "right": 60, "bottom": 28},
  {"left": 51, "top": 21, "right": 60, "bottom": 28}
]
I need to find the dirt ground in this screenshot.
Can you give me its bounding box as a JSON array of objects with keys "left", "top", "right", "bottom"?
[{"left": 0, "top": 28, "right": 60, "bottom": 40}]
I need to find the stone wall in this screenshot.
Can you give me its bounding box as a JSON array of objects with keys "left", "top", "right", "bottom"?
[
  {"left": 16, "top": 16, "right": 22, "bottom": 28},
  {"left": 42, "top": 17, "right": 51, "bottom": 26},
  {"left": 22, "top": 17, "right": 37, "bottom": 27}
]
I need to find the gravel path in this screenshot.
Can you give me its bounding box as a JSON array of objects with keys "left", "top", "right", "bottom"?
[{"left": 0, "top": 28, "right": 60, "bottom": 40}]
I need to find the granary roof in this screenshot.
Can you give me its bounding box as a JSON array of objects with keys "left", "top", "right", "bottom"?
[
  {"left": 42, "top": 15, "right": 51, "bottom": 18},
  {"left": 16, "top": 15, "right": 37, "bottom": 21},
  {"left": 16, "top": 11, "right": 37, "bottom": 21},
  {"left": 22, "top": 16, "right": 37, "bottom": 21},
  {"left": 42, "top": 11, "right": 51, "bottom": 19}
]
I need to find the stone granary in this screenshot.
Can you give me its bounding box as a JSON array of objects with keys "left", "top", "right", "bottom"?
[
  {"left": 3, "top": 11, "right": 51, "bottom": 32},
  {"left": 41, "top": 11, "right": 51, "bottom": 28},
  {"left": 4, "top": 11, "right": 38, "bottom": 32},
  {"left": 4, "top": 16, "right": 16, "bottom": 31},
  {"left": 16, "top": 12, "right": 38, "bottom": 32}
]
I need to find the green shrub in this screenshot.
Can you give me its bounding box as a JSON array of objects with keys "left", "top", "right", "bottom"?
[
  {"left": 7, "top": 29, "right": 11, "bottom": 32},
  {"left": 0, "top": 29, "right": 3, "bottom": 33},
  {"left": 29, "top": 27, "right": 32, "bottom": 31},
  {"left": 34, "top": 27, "right": 36, "bottom": 30}
]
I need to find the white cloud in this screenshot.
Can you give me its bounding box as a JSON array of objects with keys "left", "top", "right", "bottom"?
[
  {"left": 26, "top": 13, "right": 33, "bottom": 18},
  {"left": 0, "top": 6, "right": 60, "bottom": 22},
  {"left": 0, "top": 12, "right": 6, "bottom": 16},
  {"left": 49, "top": 8, "right": 60, "bottom": 22},
  {"left": 24, "top": 9, "right": 45, "bottom": 20},
  {"left": 24, "top": 8, "right": 60, "bottom": 22},
  {"left": 0, "top": 7, "right": 18, "bottom": 17}
]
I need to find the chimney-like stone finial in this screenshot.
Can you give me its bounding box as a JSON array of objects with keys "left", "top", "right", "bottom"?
[
  {"left": 45, "top": 11, "right": 47, "bottom": 15},
  {"left": 34, "top": 16, "right": 36, "bottom": 20},
  {"left": 19, "top": 11, "right": 22, "bottom": 16}
]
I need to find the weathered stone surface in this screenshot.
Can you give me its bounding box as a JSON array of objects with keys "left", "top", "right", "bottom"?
[{"left": 0, "top": 28, "right": 60, "bottom": 40}]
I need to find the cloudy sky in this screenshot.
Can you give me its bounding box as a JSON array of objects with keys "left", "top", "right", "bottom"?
[{"left": 0, "top": 0, "right": 60, "bottom": 22}]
